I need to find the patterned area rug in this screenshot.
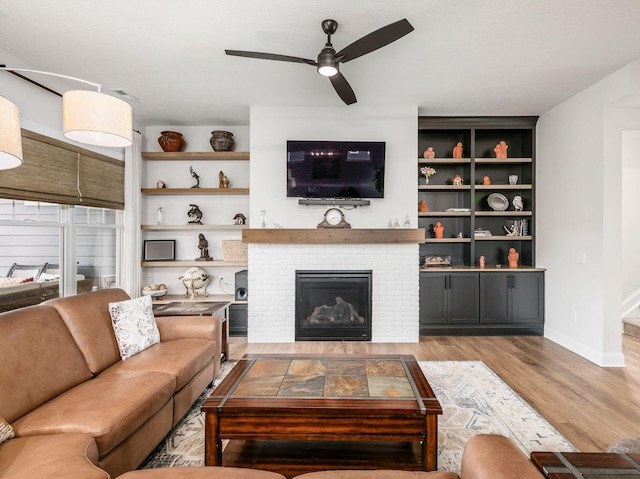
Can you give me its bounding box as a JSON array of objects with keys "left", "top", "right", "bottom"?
[{"left": 139, "top": 360, "right": 576, "bottom": 474}]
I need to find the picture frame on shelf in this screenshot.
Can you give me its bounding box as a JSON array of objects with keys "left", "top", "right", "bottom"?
[{"left": 143, "top": 240, "right": 176, "bottom": 261}]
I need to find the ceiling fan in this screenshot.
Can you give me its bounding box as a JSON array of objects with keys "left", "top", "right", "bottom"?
[{"left": 225, "top": 18, "right": 414, "bottom": 105}]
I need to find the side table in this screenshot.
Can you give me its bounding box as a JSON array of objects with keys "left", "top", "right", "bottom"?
[
  {"left": 531, "top": 451, "right": 640, "bottom": 478},
  {"left": 153, "top": 301, "right": 230, "bottom": 362}
]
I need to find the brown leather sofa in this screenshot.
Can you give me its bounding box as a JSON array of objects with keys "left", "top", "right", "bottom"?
[{"left": 0, "top": 288, "right": 222, "bottom": 479}]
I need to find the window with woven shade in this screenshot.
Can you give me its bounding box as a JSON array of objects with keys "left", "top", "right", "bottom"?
[{"left": 0, "top": 129, "right": 124, "bottom": 209}]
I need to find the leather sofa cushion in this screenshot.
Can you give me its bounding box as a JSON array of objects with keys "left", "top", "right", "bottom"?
[
  {"left": 11, "top": 370, "right": 175, "bottom": 458},
  {"left": 460, "top": 434, "right": 542, "bottom": 479},
  {"left": 101, "top": 338, "right": 216, "bottom": 390},
  {"left": 0, "top": 433, "right": 108, "bottom": 479},
  {"left": 119, "top": 466, "right": 287, "bottom": 479},
  {"left": 48, "top": 288, "right": 130, "bottom": 374},
  {"left": 0, "top": 305, "right": 92, "bottom": 423}
]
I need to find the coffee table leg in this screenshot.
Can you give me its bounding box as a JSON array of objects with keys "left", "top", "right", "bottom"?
[
  {"left": 423, "top": 414, "right": 438, "bottom": 471},
  {"left": 205, "top": 410, "right": 222, "bottom": 465}
]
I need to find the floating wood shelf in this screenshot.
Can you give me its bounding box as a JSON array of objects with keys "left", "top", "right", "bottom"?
[
  {"left": 142, "top": 151, "right": 250, "bottom": 161},
  {"left": 141, "top": 224, "right": 247, "bottom": 230},
  {"left": 242, "top": 228, "right": 426, "bottom": 244},
  {"left": 141, "top": 188, "right": 249, "bottom": 195},
  {"left": 142, "top": 260, "right": 247, "bottom": 267}
]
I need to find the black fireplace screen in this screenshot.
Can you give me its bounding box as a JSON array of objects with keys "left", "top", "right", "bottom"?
[{"left": 295, "top": 270, "right": 372, "bottom": 341}]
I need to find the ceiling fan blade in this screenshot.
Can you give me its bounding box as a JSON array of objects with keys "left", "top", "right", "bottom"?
[
  {"left": 336, "top": 19, "right": 414, "bottom": 63},
  {"left": 329, "top": 72, "right": 357, "bottom": 105},
  {"left": 225, "top": 50, "right": 316, "bottom": 66}
]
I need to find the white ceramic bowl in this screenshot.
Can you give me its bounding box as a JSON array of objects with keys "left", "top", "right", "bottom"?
[{"left": 142, "top": 289, "right": 168, "bottom": 299}]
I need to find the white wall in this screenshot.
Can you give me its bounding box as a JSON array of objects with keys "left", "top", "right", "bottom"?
[
  {"left": 622, "top": 131, "right": 640, "bottom": 310},
  {"left": 537, "top": 63, "right": 640, "bottom": 366},
  {"left": 249, "top": 106, "right": 418, "bottom": 228}
]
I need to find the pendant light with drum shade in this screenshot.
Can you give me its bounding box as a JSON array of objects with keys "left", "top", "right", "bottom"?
[
  {"left": 0, "top": 66, "right": 133, "bottom": 170},
  {"left": 0, "top": 95, "right": 23, "bottom": 170}
]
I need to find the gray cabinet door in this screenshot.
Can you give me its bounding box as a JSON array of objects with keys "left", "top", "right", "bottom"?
[
  {"left": 448, "top": 273, "right": 479, "bottom": 323},
  {"left": 511, "top": 272, "right": 544, "bottom": 324},
  {"left": 419, "top": 273, "right": 447, "bottom": 325},
  {"left": 480, "top": 273, "right": 510, "bottom": 323}
]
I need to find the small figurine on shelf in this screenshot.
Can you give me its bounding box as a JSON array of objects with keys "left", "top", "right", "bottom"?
[
  {"left": 479, "top": 256, "right": 485, "bottom": 268},
  {"left": 512, "top": 195, "right": 524, "bottom": 211},
  {"left": 483, "top": 176, "right": 491, "bottom": 185},
  {"left": 418, "top": 200, "right": 430, "bottom": 212},
  {"left": 189, "top": 165, "right": 200, "bottom": 188},
  {"left": 403, "top": 215, "right": 412, "bottom": 228},
  {"left": 196, "top": 233, "right": 213, "bottom": 261},
  {"left": 508, "top": 247, "right": 519, "bottom": 268},
  {"left": 434, "top": 221, "right": 444, "bottom": 239},
  {"left": 187, "top": 204, "right": 203, "bottom": 225},
  {"left": 452, "top": 174, "right": 464, "bottom": 186},
  {"left": 156, "top": 180, "right": 167, "bottom": 188},
  {"left": 233, "top": 213, "right": 247, "bottom": 225},
  {"left": 452, "top": 142, "right": 463, "bottom": 159},
  {"left": 219, "top": 170, "right": 230, "bottom": 188},
  {"left": 423, "top": 147, "right": 435, "bottom": 159},
  {"left": 494, "top": 140, "right": 508, "bottom": 159}
]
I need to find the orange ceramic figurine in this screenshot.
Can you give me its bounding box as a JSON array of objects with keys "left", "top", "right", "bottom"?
[
  {"left": 479, "top": 256, "right": 485, "bottom": 268},
  {"left": 452, "top": 142, "right": 463, "bottom": 159},
  {"left": 418, "top": 200, "right": 429, "bottom": 212},
  {"left": 494, "top": 140, "right": 508, "bottom": 159},
  {"left": 483, "top": 176, "right": 491, "bottom": 185},
  {"left": 423, "top": 147, "right": 435, "bottom": 159},
  {"left": 434, "top": 221, "right": 444, "bottom": 239},
  {"left": 508, "top": 247, "right": 519, "bottom": 268}
]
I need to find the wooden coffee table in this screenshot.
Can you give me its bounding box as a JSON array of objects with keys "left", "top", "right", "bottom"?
[
  {"left": 201, "top": 354, "right": 442, "bottom": 472},
  {"left": 531, "top": 451, "right": 640, "bottom": 478}
]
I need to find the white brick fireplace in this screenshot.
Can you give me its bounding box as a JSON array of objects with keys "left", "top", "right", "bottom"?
[{"left": 245, "top": 229, "right": 422, "bottom": 343}]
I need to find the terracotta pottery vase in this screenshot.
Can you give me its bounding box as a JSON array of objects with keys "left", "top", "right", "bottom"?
[
  {"left": 158, "top": 131, "right": 185, "bottom": 152},
  {"left": 210, "top": 131, "right": 235, "bottom": 152}
]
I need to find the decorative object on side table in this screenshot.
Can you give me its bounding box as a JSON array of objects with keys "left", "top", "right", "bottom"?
[
  {"left": 142, "top": 283, "right": 168, "bottom": 299},
  {"left": 512, "top": 195, "right": 523, "bottom": 211},
  {"left": 157, "top": 131, "right": 185, "bottom": 152},
  {"left": 452, "top": 141, "right": 463, "bottom": 159},
  {"left": 233, "top": 213, "right": 247, "bottom": 225},
  {"left": 187, "top": 204, "right": 203, "bottom": 225},
  {"left": 423, "top": 146, "right": 435, "bottom": 159},
  {"left": 196, "top": 233, "right": 213, "bottom": 261},
  {"left": 508, "top": 247, "right": 519, "bottom": 268},
  {"left": 433, "top": 221, "right": 444, "bottom": 239},
  {"left": 420, "top": 166, "right": 436, "bottom": 184},
  {"left": 218, "top": 170, "right": 230, "bottom": 188},
  {"left": 452, "top": 174, "right": 464, "bottom": 186},
  {"left": 179, "top": 266, "right": 211, "bottom": 300},
  {"left": 189, "top": 165, "right": 200, "bottom": 188},
  {"left": 494, "top": 140, "right": 508, "bottom": 159},
  {"left": 210, "top": 130, "right": 235, "bottom": 151},
  {"left": 317, "top": 207, "right": 351, "bottom": 228}
]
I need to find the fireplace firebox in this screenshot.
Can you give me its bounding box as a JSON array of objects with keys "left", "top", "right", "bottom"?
[{"left": 295, "top": 270, "right": 372, "bottom": 341}]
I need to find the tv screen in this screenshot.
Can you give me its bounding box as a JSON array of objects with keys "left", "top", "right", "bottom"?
[{"left": 287, "top": 140, "right": 385, "bottom": 199}]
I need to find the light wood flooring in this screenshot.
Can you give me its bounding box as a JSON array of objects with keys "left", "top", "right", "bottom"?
[{"left": 228, "top": 334, "right": 640, "bottom": 453}]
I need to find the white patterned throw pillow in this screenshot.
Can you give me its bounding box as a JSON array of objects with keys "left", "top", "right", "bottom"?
[
  {"left": 108, "top": 295, "right": 160, "bottom": 360},
  {"left": 0, "top": 416, "right": 14, "bottom": 445}
]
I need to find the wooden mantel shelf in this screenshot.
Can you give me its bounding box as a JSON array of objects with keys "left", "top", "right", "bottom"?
[{"left": 242, "top": 228, "right": 426, "bottom": 244}]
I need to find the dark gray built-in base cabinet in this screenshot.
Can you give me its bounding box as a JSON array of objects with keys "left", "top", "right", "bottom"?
[
  {"left": 229, "top": 303, "right": 248, "bottom": 337},
  {"left": 419, "top": 270, "right": 544, "bottom": 335}
]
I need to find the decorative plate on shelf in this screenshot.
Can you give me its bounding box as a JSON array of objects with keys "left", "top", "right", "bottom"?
[{"left": 487, "top": 193, "right": 509, "bottom": 211}]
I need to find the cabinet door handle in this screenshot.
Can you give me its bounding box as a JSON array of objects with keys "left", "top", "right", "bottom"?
[{"left": 508, "top": 275, "right": 516, "bottom": 289}]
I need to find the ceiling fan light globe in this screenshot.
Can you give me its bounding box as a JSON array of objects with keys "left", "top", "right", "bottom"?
[{"left": 318, "top": 65, "right": 338, "bottom": 77}]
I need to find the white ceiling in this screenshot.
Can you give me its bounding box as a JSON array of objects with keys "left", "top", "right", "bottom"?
[{"left": 1, "top": 0, "right": 640, "bottom": 127}]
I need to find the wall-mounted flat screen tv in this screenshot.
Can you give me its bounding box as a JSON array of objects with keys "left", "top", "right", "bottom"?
[{"left": 287, "top": 140, "right": 385, "bottom": 198}]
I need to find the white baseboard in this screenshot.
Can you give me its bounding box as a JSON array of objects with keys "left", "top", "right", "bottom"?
[
  {"left": 622, "top": 289, "right": 640, "bottom": 317},
  {"left": 544, "top": 327, "right": 626, "bottom": 367}
]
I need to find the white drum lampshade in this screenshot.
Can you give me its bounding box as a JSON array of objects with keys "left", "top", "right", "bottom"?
[
  {"left": 0, "top": 96, "right": 24, "bottom": 170},
  {"left": 63, "top": 90, "right": 132, "bottom": 147}
]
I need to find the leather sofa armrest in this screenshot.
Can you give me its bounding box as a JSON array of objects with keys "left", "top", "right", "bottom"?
[
  {"left": 460, "top": 434, "right": 543, "bottom": 479},
  {"left": 155, "top": 315, "right": 220, "bottom": 342}
]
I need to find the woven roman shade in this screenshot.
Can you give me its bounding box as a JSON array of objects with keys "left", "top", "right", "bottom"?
[{"left": 0, "top": 129, "right": 124, "bottom": 209}]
